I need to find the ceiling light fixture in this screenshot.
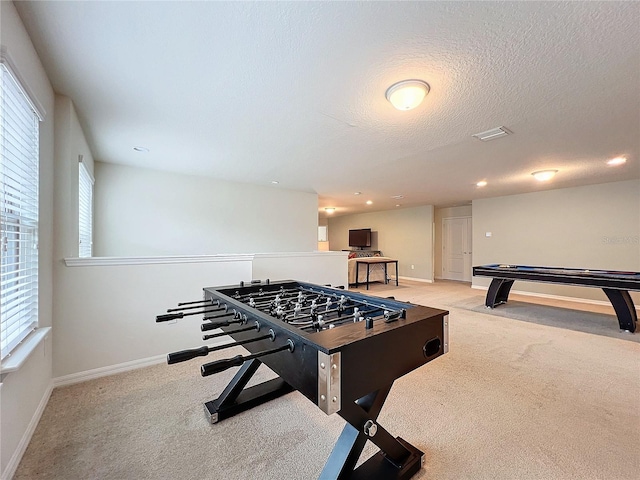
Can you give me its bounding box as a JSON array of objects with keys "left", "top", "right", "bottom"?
[
  {"left": 271, "top": 180, "right": 279, "bottom": 184},
  {"left": 133, "top": 146, "right": 149, "bottom": 152},
  {"left": 385, "top": 79, "right": 430, "bottom": 111},
  {"left": 607, "top": 156, "right": 626, "bottom": 166},
  {"left": 532, "top": 170, "right": 558, "bottom": 181},
  {"left": 476, "top": 180, "right": 488, "bottom": 187},
  {"left": 354, "top": 192, "right": 362, "bottom": 195},
  {"left": 366, "top": 200, "right": 373, "bottom": 205},
  {"left": 324, "top": 207, "right": 336, "bottom": 214},
  {"left": 391, "top": 195, "right": 404, "bottom": 199},
  {"left": 472, "top": 126, "right": 512, "bottom": 141}
]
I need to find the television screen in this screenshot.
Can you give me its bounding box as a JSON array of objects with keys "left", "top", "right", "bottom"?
[{"left": 348, "top": 228, "right": 371, "bottom": 248}]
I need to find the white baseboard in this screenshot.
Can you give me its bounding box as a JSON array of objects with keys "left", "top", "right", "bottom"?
[
  {"left": 2, "top": 381, "right": 53, "bottom": 480},
  {"left": 470, "top": 284, "right": 634, "bottom": 308},
  {"left": 53, "top": 354, "right": 167, "bottom": 387},
  {"left": 398, "top": 276, "right": 433, "bottom": 283}
]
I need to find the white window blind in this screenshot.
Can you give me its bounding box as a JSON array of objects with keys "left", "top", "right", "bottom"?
[
  {"left": 79, "top": 159, "right": 93, "bottom": 257},
  {"left": 1, "top": 62, "right": 40, "bottom": 360}
]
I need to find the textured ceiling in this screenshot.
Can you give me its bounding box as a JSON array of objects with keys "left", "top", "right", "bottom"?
[{"left": 14, "top": 1, "right": 640, "bottom": 217}]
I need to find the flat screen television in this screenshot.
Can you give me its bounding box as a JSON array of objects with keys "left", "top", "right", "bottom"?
[{"left": 348, "top": 228, "right": 372, "bottom": 248}]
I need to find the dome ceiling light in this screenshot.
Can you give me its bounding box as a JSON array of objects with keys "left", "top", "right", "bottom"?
[
  {"left": 607, "top": 156, "right": 626, "bottom": 166},
  {"left": 385, "top": 80, "right": 430, "bottom": 111},
  {"left": 532, "top": 170, "right": 558, "bottom": 181}
]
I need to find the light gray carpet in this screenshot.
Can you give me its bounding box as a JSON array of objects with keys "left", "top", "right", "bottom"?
[{"left": 14, "top": 282, "right": 640, "bottom": 479}]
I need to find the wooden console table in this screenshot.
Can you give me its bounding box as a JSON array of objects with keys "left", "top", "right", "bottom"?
[{"left": 355, "top": 257, "right": 399, "bottom": 290}]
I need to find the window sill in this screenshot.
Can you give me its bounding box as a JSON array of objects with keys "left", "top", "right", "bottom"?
[{"left": 0, "top": 327, "right": 51, "bottom": 381}]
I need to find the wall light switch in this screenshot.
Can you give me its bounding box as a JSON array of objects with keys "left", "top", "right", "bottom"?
[{"left": 485, "top": 232, "right": 492, "bottom": 237}]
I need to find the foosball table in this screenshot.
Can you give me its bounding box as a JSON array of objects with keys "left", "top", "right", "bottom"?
[{"left": 156, "top": 280, "right": 449, "bottom": 479}]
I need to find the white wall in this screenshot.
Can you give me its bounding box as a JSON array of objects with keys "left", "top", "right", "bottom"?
[
  {"left": 0, "top": 2, "right": 55, "bottom": 478},
  {"left": 53, "top": 95, "right": 95, "bottom": 259},
  {"left": 472, "top": 180, "right": 640, "bottom": 302},
  {"left": 0, "top": 336, "right": 52, "bottom": 479},
  {"left": 54, "top": 256, "right": 252, "bottom": 379},
  {"left": 94, "top": 162, "right": 318, "bottom": 256},
  {"left": 327, "top": 206, "right": 435, "bottom": 281},
  {"left": 252, "top": 251, "right": 348, "bottom": 287}
]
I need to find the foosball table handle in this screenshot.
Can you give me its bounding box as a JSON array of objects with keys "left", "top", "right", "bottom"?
[
  {"left": 156, "top": 307, "right": 226, "bottom": 323},
  {"left": 167, "top": 346, "right": 210, "bottom": 364},
  {"left": 201, "top": 355, "right": 244, "bottom": 376},
  {"left": 156, "top": 312, "right": 183, "bottom": 322},
  {"left": 201, "top": 318, "right": 244, "bottom": 331}
]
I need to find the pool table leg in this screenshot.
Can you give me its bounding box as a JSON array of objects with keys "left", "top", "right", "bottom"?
[
  {"left": 602, "top": 288, "right": 637, "bottom": 333},
  {"left": 485, "top": 278, "right": 515, "bottom": 308}
]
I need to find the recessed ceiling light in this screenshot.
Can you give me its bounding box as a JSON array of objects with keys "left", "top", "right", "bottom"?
[
  {"left": 324, "top": 207, "right": 336, "bottom": 214},
  {"left": 476, "top": 180, "right": 488, "bottom": 187},
  {"left": 271, "top": 180, "right": 279, "bottom": 184},
  {"left": 607, "top": 156, "right": 626, "bottom": 166},
  {"left": 532, "top": 170, "right": 558, "bottom": 181},
  {"left": 385, "top": 80, "right": 430, "bottom": 111},
  {"left": 366, "top": 200, "right": 373, "bottom": 205},
  {"left": 391, "top": 195, "right": 404, "bottom": 199},
  {"left": 133, "top": 146, "right": 149, "bottom": 152},
  {"left": 472, "top": 126, "right": 512, "bottom": 141},
  {"left": 395, "top": 204, "right": 401, "bottom": 207},
  {"left": 354, "top": 192, "right": 362, "bottom": 195}
]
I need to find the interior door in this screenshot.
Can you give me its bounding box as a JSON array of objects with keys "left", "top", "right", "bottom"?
[
  {"left": 462, "top": 217, "right": 472, "bottom": 282},
  {"left": 442, "top": 217, "right": 472, "bottom": 281}
]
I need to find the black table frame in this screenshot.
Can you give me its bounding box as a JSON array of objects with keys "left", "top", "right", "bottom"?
[
  {"left": 196, "top": 280, "right": 448, "bottom": 479},
  {"left": 355, "top": 259, "right": 399, "bottom": 290},
  {"left": 473, "top": 265, "right": 640, "bottom": 333}
]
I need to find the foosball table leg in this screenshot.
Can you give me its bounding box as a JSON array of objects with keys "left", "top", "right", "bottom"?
[
  {"left": 319, "top": 382, "right": 424, "bottom": 479},
  {"left": 203, "top": 358, "right": 294, "bottom": 424}
]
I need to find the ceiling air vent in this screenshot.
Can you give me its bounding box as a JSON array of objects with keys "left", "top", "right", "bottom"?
[{"left": 472, "top": 126, "right": 512, "bottom": 141}]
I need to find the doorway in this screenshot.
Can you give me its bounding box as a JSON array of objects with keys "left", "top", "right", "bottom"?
[{"left": 442, "top": 216, "right": 472, "bottom": 282}]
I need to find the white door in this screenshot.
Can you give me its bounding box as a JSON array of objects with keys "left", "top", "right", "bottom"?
[
  {"left": 462, "top": 217, "right": 472, "bottom": 282},
  {"left": 442, "top": 217, "right": 472, "bottom": 281}
]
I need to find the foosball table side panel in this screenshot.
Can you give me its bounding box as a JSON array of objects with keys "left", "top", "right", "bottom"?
[{"left": 336, "top": 310, "right": 448, "bottom": 403}]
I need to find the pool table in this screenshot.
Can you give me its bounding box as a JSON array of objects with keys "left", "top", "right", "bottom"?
[{"left": 472, "top": 264, "right": 640, "bottom": 332}]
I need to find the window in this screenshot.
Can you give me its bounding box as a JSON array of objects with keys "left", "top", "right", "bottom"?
[
  {"left": 1, "top": 61, "right": 41, "bottom": 360},
  {"left": 78, "top": 158, "right": 93, "bottom": 257}
]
